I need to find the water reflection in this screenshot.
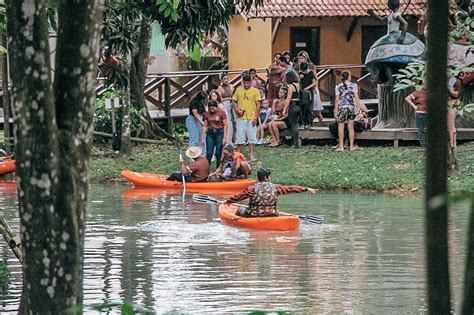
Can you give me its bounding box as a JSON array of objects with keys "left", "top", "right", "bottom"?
[{"left": 0, "top": 183, "right": 470, "bottom": 313}]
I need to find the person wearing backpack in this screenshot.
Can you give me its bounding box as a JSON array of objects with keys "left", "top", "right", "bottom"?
[{"left": 299, "top": 62, "right": 317, "bottom": 128}]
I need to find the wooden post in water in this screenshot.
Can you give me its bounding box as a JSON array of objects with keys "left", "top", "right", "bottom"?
[{"left": 372, "top": 84, "right": 415, "bottom": 129}]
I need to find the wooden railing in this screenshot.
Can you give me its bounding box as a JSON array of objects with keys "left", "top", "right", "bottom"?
[
  {"left": 96, "top": 64, "right": 377, "bottom": 132},
  {"left": 315, "top": 64, "right": 377, "bottom": 105}
]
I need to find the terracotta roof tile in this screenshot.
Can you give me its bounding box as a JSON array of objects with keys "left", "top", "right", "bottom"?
[{"left": 248, "top": 0, "right": 427, "bottom": 18}]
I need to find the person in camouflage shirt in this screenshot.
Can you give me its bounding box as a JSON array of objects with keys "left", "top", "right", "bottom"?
[{"left": 225, "top": 168, "right": 317, "bottom": 217}]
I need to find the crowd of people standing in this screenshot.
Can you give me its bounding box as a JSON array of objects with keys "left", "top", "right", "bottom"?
[{"left": 183, "top": 49, "right": 370, "bottom": 181}]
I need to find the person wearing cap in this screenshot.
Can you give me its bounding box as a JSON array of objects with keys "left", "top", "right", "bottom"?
[
  {"left": 224, "top": 168, "right": 317, "bottom": 217},
  {"left": 166, "top": 146, "right": 210, "bottom": 182}
]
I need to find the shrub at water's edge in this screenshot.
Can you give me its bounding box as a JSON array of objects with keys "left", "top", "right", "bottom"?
[
  {"left": 90, "top": 143, "right": 474, "bottom": 194},
  {"left": 0, "top": 261, "right": 11, "bottom": 297}
]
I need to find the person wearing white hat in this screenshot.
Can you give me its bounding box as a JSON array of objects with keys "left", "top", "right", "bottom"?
[{"left": 166, "top": 146, "right": 210, "bottom": 182}]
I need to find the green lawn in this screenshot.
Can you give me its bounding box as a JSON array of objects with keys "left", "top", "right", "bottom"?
[{"left": 90, "top": 142, "right": 474, "bottom": 194}]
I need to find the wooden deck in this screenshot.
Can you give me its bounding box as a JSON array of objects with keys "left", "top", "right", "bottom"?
[{"left": 283, "top": 126, "right": 474, "bottom": 148}]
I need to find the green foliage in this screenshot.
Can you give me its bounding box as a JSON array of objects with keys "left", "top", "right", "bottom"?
[
  {"left": 450, "top": 14, "right": 474, "bottom": 45},
  {"left": 392, "top": 61, "right": 426, "bottom": 91},
  {"left": 157, "top": 0, "right": 234, "bottom": 49},
  {"left": 90, "top": 142, "right": 474, "bottom": 194},
  {"left": 102, "top": 1, "right": 142, "bottom": 56},
  {"left": 393, "top": 61, "right": 474, "bottom": 114},
  {"left": 0, "top": 260, "right": 11, "bottom": 295},
  {"left": 156, "top": 0, "right": 264, "bottom": 49},
  {"left": 172, "top": 122, "right": 188, "bottom": 142},
  {"left": 458, "top": 103, "right": 474, "bottom": 115},
  {"left": 65, "top": 300, "right": 154, "bottom": 314},
  {"left": 155, "top": 0, "right": 179, "bottom": 22},
  {"left": 94, "top": 90, "right": 146, "bottom": 136},
  {"left": 0, "top": 0, "right": 5, "bottom": 54}
]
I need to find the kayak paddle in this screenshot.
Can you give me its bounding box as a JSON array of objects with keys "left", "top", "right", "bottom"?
[
  {"left": 179, "top": 152, "right": 186, "bottom": 197},
  {"left": 192, "top": 194, "right": 324, "bottom": 225},
  {"left": 176, "top": 138, "right": 186, "bottom": 198}
]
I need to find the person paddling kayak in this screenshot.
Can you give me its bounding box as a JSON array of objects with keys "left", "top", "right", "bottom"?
[
  {"left": 167, "top": 146, "right": 210, "bottom": 182},
  {"left": 224, "top": 168, "right": 317, "bottom": 217}
]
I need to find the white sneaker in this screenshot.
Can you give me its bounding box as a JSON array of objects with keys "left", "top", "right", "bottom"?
[{"left": 257, "top": 138, "right": 264, "bottom": 145}]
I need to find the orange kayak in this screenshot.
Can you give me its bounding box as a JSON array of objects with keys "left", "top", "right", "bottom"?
[
  {"left": 218, "top": 203, "right": 301, "bottom": 231},
  {"left": 121, "top": 170, "right": 256, "bottom": 191},
  {"left": 0, "top": 158, "right": 15, "bottom": 175}
]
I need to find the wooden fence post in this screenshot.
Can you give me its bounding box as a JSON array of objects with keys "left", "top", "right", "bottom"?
[
  {"left": 329, "top": 69, "right": 336, "bottom": 113},
  {"left": 164, "top": 77, "right": 172, "bottom": 133}
]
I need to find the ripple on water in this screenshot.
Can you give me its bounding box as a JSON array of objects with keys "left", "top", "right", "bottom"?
[{"left": 0, "top": 187, "right": 470, "bottom": 314}]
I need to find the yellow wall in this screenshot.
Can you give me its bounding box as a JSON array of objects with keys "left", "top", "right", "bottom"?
[
  {"left": 229, "top": 15, "right": 420, "bottom": 75},
  {"left": 273, "top": 17, "right": 373, "bottom": 67},
  {"left": 228, "top": 16, "right": 272, "bottom": 72},
  {"left": 273, "top": 16, "right": 419, "bottom": 65}
]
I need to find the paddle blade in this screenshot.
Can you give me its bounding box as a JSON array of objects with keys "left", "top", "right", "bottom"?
[
  {"left": 299, "top": 215, "right": 324, "bottom": 225},
  {"left": 192, "top": 194, "right": 219, "bottom": 204}
]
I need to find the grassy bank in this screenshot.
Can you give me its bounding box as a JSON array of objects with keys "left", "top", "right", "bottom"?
[{"left": 90, "top": 142, "right": 474, "bottom": 194}]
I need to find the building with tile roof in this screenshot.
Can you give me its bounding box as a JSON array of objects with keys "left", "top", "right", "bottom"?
[
  {"left": 228, "top": 0, "right": 430, "bottom": 72},
  {"left": 246, "top": 0, "right": 427, "bottom": 18}
]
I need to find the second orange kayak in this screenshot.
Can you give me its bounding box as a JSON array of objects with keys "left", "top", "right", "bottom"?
[
  {"left": 218, "top": 203, "right": 301, "bottom": 231},
  {"left": 121, "top": 170, "right": 256, "bottom": 191}
]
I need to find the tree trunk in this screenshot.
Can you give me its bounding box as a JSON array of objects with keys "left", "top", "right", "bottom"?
[
  {"left": 425, "top": 0, "right": 451, "bottom": 313},
  {"left": 2, "top": 35, "right": 12, "bottom": 154},
  {"left": 120, "top": 51, "right": 133, "bottom": 154},
  {"left": 130, "top": 16, "right": 151, "bottom": 114},
  {"left": 129, "top": 18, "right": 176, "bottom": 141},
  {"left": 373, "top": 84, "right": 414, "bottom": 129},
  {"left": 462, "top": 200, "right": 474, "bottom": 314},
  {"left": 6, "top": 0, "right": 103, "bottom": 313}
]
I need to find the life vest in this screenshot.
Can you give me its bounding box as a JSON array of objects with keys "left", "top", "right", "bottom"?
[{"left": 248, "top": 182, "right": 278, "bottom": 217}]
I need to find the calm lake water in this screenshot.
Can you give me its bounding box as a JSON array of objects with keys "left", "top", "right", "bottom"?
[{"left": 0, "top": 182, "right": 470, "bottom": 314}]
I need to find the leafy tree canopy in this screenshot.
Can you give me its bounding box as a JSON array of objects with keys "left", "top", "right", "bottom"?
[{"left": 104, "top": 0, "right": 263, "bottom": 52}]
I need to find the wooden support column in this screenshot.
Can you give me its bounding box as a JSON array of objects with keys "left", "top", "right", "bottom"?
[
  {"left": 346, "top": 17, "right": 359, "bottom": 42},
  {"left": 329, "top": 69, "right": 336, "bottom": 113},
  {"left": 164, "top": 77, "right": 172, "bottom": 133}
]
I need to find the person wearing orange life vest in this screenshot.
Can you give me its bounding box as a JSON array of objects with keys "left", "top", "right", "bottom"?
[
  {"left": 225, "top": 168, "right": 317, "bottom": 217},
  {"left": 208, "top": 144, "right": 251, "bottom": 179}
]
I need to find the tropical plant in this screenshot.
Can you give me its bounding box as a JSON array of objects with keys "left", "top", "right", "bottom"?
[
  {"left": 94, "top": 90, "right": 147, "bottom": 137},
  {"left": 393, "top": 61, "right": 474, "bottom": 114},
  {"left": 0, "top": 260, "right": 10, "bottom": 291},
  {"left": 450, "top": 10, "right": 474, "bottom": 44},
  {"left": 0, "top": 0, "right": 6, "bottom": 55},
  {"left": 100, "top": 0, "right": 264, "bottom": 146},
  {"left": 172, "top": 121, "right": 188, "bottom": 142}
]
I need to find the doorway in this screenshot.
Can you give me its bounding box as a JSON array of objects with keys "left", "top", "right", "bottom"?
[{"left": 290, "top": 27, "right": 320, "bottom": 65}]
